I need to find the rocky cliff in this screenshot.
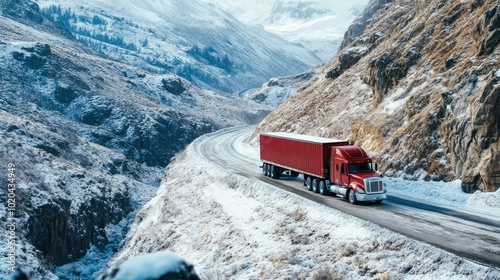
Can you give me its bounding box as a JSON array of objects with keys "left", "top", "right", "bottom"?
[
  {"left": 0, "top": 0, "right": 270, "bottom": 278},
  {"left": 252, "top": 0, "right": 500, "bottom": 192}
]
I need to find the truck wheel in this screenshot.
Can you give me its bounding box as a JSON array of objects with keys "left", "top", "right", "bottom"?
[
  {"left": 271, "top": 165, "right": 280, "bottom": 179},
  {"left": 266, "top": 164, "right": 272, "bottom": 177},
  {"left": 319, "top": 181, "right": 328, "bottom": 196},
  {"left": 312, "top": 178, "right": 319, "bottom": 193},
  {"left": 262, "top": 163, "right": 267, "bottom": 175},
  {"left": 306, "top": 177, "right": 313, "bottom": 191},
  {"left": 348, "top": 189, "right": 357, "bottom": 205}
]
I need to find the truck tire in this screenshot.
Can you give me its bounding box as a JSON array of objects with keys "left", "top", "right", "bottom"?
[
  {"left": 262, "top": 163, "right": 267, "bottom": 175},
  {"left": 348, "top": 189, "right": 357, "bottom": 205},
  {"left": 306, "top": 177, "right": 313, "bottom": 191},
  {"left": 319, "top": 181, "right": 328, "bottom": 196},
  {"left": 271, "top": 165, "right": 280, "bottom": 179},
  {"left": 266, "top": 164, "right": 272, "bottom": 177},
  {"left": 312, "top": 178, "right": 319, "bottom": 193}
]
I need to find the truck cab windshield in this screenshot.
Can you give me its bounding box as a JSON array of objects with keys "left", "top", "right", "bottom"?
[{"left": 348, "top": 163, "right": 373, "bottom": 174}]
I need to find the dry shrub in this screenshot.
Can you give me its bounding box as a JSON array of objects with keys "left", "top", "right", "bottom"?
[
  {"left": 338, "top": 242, "right": 358, "bottom": 258},
  {"left": 381, "top": 238, "right": 406, "bottom": 251},
  {"left": 290, "top": 232, "right": 309, "bottom": 245},
  {"left": 311, "top": 265, "right": 341, "bottom": 280},
  {"left": 272, "top": 221, "right": 287, "bottom": 234},
  {"left": 289, "top": 208, "right": 307, "bottom": 222}
]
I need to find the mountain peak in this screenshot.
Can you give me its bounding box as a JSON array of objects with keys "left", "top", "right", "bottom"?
[{"left": 36, "top": 0, "right": 323, "bottom": 93}]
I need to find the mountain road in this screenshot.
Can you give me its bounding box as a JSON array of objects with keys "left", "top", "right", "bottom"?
[{"left": 193, "top": 126, "right": 500, "bottom": 269}]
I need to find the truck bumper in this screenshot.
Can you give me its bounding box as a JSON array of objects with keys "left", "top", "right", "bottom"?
[{"left": 356, "top": 193, "right": 387, "bottom": 202}]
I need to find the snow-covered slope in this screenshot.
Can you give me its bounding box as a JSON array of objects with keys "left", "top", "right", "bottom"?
[
  {"left": 108, "top": 128, "right": 500, "bottom": 279},
  {"left": 0, "top": 0, "right": 271, "bottom": 278},
  {"left": 35, "top": 0, "right": 323, "bottom": 93},
  {"left": 201, "top": 0, "right": 369, "bottom": 62}
]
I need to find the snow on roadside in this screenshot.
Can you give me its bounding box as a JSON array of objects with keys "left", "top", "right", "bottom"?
[
  {"left": 385, "top": 177, "right": 500, "bottom": 217},
  {"left": 109, "top": 133, "right": 499, "bottom": 279}
]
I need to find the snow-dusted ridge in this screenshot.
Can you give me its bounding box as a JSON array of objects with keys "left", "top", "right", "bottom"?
[
  {"left": 0, "top": 1, "right": 270, "bottom": 278},
  {"left": 109, "top": 127, "right": 500, "bottom": 279},
  {"left": 36, "top": 0, "right": 323, "bottom": 93}
]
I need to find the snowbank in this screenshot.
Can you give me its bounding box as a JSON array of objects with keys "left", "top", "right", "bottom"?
[{"left": 386, "top": 177, "right": 500, "bottom": 217}]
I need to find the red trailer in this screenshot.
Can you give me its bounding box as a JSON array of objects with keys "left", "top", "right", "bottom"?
[
  {"left": 260, "top": 132, "right": 387, "bottom": 204},
  {"left": 260, "top": 132, "right": 348, "bottom": 178}
]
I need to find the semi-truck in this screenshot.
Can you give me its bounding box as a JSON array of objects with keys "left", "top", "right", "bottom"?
[{"left": 260, "top": 132, "right": 387, "bottom": 204}]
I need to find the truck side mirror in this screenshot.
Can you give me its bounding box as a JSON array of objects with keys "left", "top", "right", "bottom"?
[{"left": 375, "top": 163, "right": 378, "bottom": 171}]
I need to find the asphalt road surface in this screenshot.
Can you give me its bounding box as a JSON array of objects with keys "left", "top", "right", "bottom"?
[{"left": 193, "top": 126, "right": 500, "bottom": 269}]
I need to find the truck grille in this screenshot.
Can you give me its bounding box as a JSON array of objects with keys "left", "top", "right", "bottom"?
[{"left": 367, "top": 180, "right": 384, "bottom": 193}]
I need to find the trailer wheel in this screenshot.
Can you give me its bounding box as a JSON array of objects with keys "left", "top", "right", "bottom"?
[
  {"left": 262, "top": 163, "right": 267, "bottom": 175},
  {"left": 271, "top": 165, "right": 280, "bottom": 179},
  {"left": 319, "top": 181, "right": 328, "bottom": 196},
  {"left": 266, "top": 164, "right": 272, "bottom": 177},
  {"left": 312, "top": 178, "right": 319, "bottom": 193},
  {"left": 306, "top": 177, "right": 313, "bottom": 191},
  {"left": 348, "top": 189, "right": 357, "bottom": 205}
]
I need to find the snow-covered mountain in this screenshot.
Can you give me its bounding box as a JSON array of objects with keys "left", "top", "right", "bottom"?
[
  {"left": 238, "top": 67, "right": 319, "bottom": 107},
  {"left": 0, "top": 0, "right": 271, "bottom": 278},
  {"left": 201, "top": 0, "right": 369, "bottom": 62},
  {"left": 252, "top": 0, "right": 500, "bottom": 192},
  {"left": 35, "top": 0, "right": 323, "bottom": 93}
]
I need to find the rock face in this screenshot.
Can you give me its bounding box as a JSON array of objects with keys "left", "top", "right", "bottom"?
[
  {"left": 0, "top": 110, "right": 137, "bottom": 271},
  {"left": 253, "top": 0, "right": 500, "bottom": 192}
]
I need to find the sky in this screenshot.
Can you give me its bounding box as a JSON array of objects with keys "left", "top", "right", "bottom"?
[{"left": 200, "top": 0, "right": 369, "bottom": 23}]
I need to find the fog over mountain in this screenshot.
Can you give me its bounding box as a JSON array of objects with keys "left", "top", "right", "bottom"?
[{"left": 201, "top": 0, "right": 369, "bottom": 61}]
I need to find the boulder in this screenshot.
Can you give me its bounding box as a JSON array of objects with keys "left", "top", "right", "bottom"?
[{"left": 99, "top": 251, "right": 200, "bottom": 280}]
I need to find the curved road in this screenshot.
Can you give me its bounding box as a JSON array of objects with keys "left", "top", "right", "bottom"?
[{"left": 193, "top": 126, "right": 500, "bottom": 269}]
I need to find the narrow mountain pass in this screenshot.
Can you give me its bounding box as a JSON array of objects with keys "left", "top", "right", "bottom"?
[{"left": 193, "top": 126, "right": 500, "bottom": 269}]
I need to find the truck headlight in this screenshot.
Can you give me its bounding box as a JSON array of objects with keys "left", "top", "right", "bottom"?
[{"left": 357, "top": 188, "right": 366, "bottom": 194}]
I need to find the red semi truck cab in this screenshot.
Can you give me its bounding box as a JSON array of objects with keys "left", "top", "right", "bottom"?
[
  {"left": 329, "top": 145, "right": 387, "bottom": 204},
  {"left": 260, "top": 132, "right": 387, "bottom": 204}
]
